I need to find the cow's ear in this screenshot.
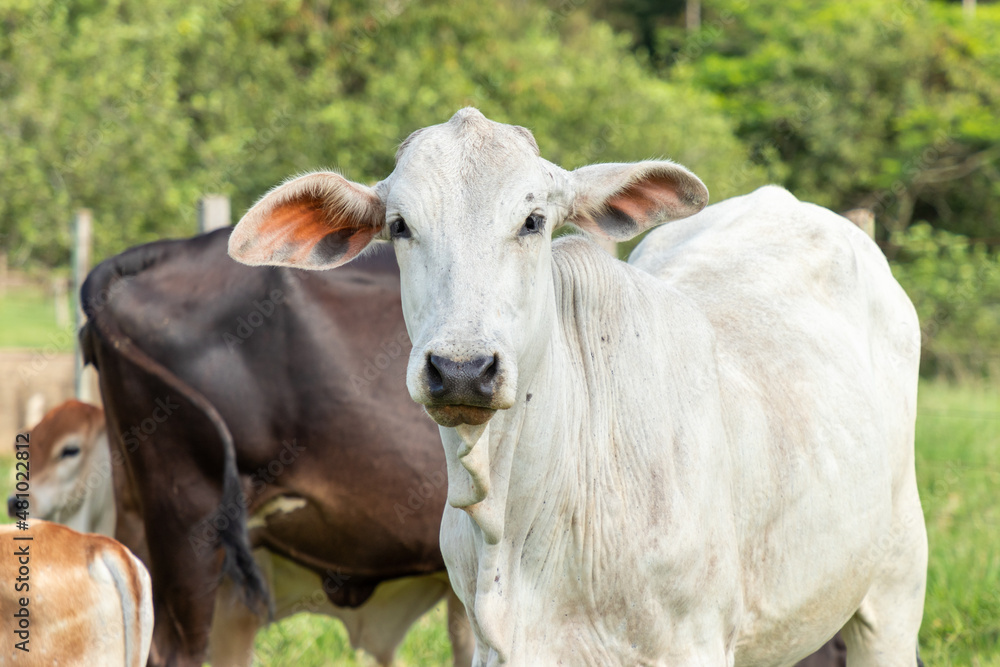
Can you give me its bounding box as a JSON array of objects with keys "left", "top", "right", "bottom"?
[
  {"left": 229, "top": 172, "right": 385, "bottom": 270},
  {"left": 565, "top": 161, "right": 708, "bottom": 241}
]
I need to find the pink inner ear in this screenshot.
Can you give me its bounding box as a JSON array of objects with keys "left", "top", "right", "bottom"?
[
  {"left": 263, "top": 198, "right": 335, "bottom": 263},
  {"left": 606, "top": 173, "right": 686, "bottom": 224},
  {"left": 252, "top": 190, "right": 381, "bottom": 266}
]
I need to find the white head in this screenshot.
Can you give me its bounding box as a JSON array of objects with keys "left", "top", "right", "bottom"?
[{"left": 229, "top": 108, "right": 707, "bottom": 427}]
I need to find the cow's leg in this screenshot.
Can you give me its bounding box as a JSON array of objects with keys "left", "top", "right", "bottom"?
[
  {"left": 841, "top": 478, "right": 927, "bottom": 667},
  {"left": 207, "top": 574, "right": 265, "bottom": 666},
  {"left": 334, "top": 574, "right": 452, "bottom": 666},
  {"left": 446, "top": 586, "right": 475, "bottom": 667}
]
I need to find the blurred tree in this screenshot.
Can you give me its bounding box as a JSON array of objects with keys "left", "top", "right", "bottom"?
[
  {"left": 577, "top": 0, "right": 686, "bottom": 58},
  {"left": 656, "top": 0, "right": 1000, "bottom": 241},
  {"left": 0, "top": 0, "right": 760, "bottom": 267},
  {"left": 891, "top": 223, "right": 1000, "bottom": 379}
]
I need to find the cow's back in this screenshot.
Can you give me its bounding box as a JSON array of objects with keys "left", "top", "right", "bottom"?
[
  {"left": 630, "top": 185, "right": 920, "bottom": 481},
  {"left": 629, "top": 186, "right": 921, "bottom": 661},
  {"left": 0, "top": 521, "right": 153, "bottom": 666}
]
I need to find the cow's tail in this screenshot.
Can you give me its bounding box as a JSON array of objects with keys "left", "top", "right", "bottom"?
[{"left": 80, "top": 242, "right": 269, "bottom": 614}]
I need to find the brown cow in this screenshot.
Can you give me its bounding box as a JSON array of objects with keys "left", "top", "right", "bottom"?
[{"left": 79, "top": 230, "right": 473, "bottom": 666}]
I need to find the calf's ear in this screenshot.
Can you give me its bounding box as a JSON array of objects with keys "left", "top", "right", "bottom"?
[
  {"left": 566, "top": 161, "right": 708, "bottom": 241},
  {"left": 228, "top": 172, "right": 385, "bottom": 270}
]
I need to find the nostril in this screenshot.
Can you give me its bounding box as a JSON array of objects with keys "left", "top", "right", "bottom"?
[
  {"left": 481, "top": 354, "right": 498, "bottom": 382},
  {"left": 7, "top": 495, "right": 19, "bottom": 518},
  {"left": 427, "top": 354, "right": 447, "bottom": 398},
  {"left": 474, "top": 354, "right": 499, "bottom": 396}
]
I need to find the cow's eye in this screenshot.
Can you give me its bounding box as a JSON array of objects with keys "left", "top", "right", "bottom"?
[
  {"left": 520, "top": 213, "right": 545, "bottom": 236},
  {"left": 60, "top": 446, "right": 81, "bottom": 459},
  {"left": 389, "top": 218, "right": 411, "bottom": 240}
]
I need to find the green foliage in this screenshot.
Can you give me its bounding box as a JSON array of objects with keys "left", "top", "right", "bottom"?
[
  {"left": 0, "top": 0, "right": 759, "bottom": 268},
  {"left": 661, "top": 0, "right": 1000, "bottom": 239},
  {"left": 890, "top": 223, "right": 1000, "bottom": 380},
  {"left": 2, "top": 0, "right": 997, "bottom": 377}
]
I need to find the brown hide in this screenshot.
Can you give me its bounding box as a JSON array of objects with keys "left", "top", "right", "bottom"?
[{"left": 80, "top": 229, "right": 445, "bottom": 666}]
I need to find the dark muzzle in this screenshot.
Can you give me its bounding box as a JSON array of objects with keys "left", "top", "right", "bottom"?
[{"left": 426, "top": 354, "right": 499, "bottom": 406}]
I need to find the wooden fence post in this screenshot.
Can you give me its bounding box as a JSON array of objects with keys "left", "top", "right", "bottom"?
[
  {"left": 53, "top": 276, "right": 70, "bottom": 329},
  {"left": 198, "top": 194, "right": 231, "bottom": 233},
  {"left": 686, "top": 0, "right": 701, "bottom": 31},
  {"left": 843, "top": 208, "right": 875, "bottom": 239},
  {"left": 73, "top": 209, "right": 93, "bottom": 402}
]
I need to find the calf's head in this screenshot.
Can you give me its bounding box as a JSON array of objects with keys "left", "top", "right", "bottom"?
[
  {"left": 7, "top": 400, "right": 111, "bottom": 534},
  {"left": 230, "top": 108, "right": 707, "bottom": 427}
]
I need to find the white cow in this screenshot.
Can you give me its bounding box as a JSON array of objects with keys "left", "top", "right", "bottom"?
[{"left": 229, "top": 108, "right": 927, "bottom": 666}]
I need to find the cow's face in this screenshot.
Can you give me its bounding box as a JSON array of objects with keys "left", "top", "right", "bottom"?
[
  {"left": 7, "top": 401, "right": 108, "bottom": 532},
  {"left": 229, "top": 108, "right": 708, "bottom": 427},
  {"left": 379, "top": 114, "right": 565, "bottom": 427}
]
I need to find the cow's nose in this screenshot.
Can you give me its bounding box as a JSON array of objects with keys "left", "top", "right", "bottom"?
[
  {"left": 7, "top": 495, "right": 20, "bottom": 518},
  {"left": 426, "top": 354, "right": 499, "bottom": 405}
]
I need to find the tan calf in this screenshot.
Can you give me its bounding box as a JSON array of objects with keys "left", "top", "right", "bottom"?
[
  {"left": 5, "top": 400, "right": 116, "bottom": 536},
  {"left": 0, "top": 520, "right": 153, "bottom": 666}
]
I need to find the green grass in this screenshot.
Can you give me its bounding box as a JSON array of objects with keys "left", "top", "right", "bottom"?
[
  {"left": 251, "top": 603, "right": 453, "bottom": 667},
  {"left": 914, "top": 382, "right": 1000, "bottom": 666},
  {"left": 1, "top": 381, "right": 997, "bottom": 664},
  {"left": 0, "top": 285, "right": 74, "bottom": 350}
]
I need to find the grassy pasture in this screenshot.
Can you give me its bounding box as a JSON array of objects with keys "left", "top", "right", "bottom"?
[
  {"left": 1, "top": 381, "right": 997, "bottom": 665},
  {"left": 913, "top": 382, "right": 1000, "bottom": 666},
  {"left": 0, "top": 283, "right": 74, "bottom": 350}
]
